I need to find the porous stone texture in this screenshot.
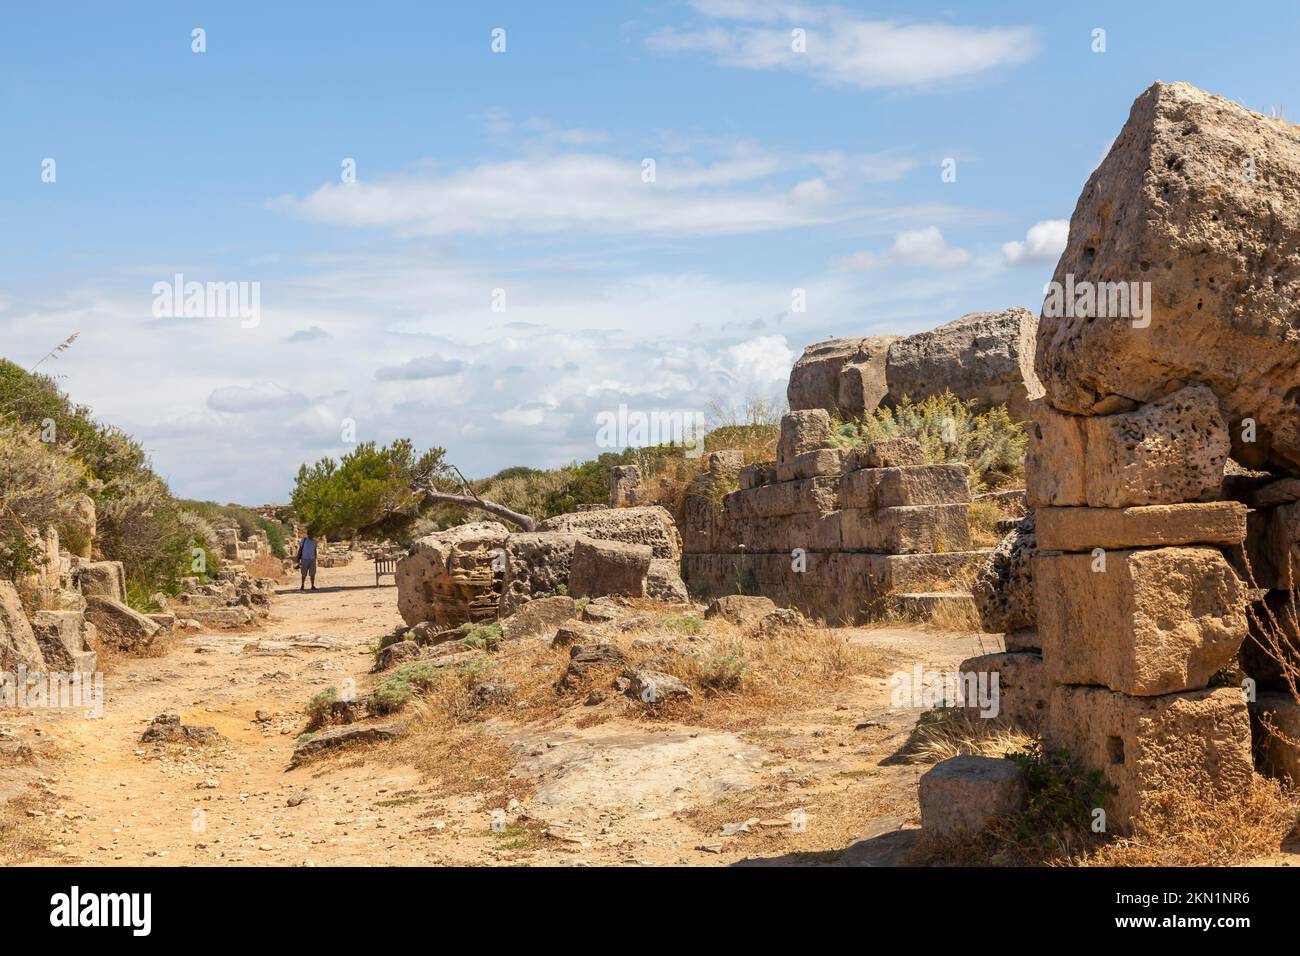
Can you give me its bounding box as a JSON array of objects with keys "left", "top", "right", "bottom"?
[
  {"left": 646, "top": 559, "right": 689, "bottom": 603},
  {"left": 623, "top": 668, "right": 694, "bottom": 704},
  {"left": 1047, "top": 685, "right": 1253, "bottom": 833},
  {"left": 1026, "top": 386, "right": 1229, "bottom": 508},
  {"left": 30, "top": 610, "right": 97, "bottom": 673},
  {"left": 704, "top": 594, "right": 777, "bottom": 625},
  {"left": 568, "top": 539, "right": 652, "bottom": 599},
  {"left": 538, "top": 505, "right": 682, "bottom": 562},
  {"left": 972, "top": 513, "right": 1036, "bottom": 634},
  {"left": 1249, "top": 691, "right": 1300, "bottom": 785},
  {"left": 885, "top": 307, "right": 1043, "bottom": 421},
  {"left": 919, "top": 755, "right": 1027, "bottom": 838},
  {"left": 74, "top": 560, "right": 127, "bottom": 603},
  {"left": 497, "top": 532, "right": 582, "bottom": 617},
  {"left": 609, "top": 464, "right": 644, "bottom": 507},
  {"left": 1035, "top": 547, "right": 1246, "bottom": 696},
  {"left": 776, "top": 410, "right": 832, "bottom": 465},
  {"left": 858, "top": 437, "right": 925, "bottom": 469},
  {"left": 1036, "top": 501, "right": 1247, "bottom": 552},
  {"left": 787, "top": 336, "right": 897, "bottom": 416},
  {"left": 395, "top": 522, "right": 509, "bottom": 628},
  {"left": 83, "top": 596, "right": 161, "bottom": 652},
  {"left": 500, "top": 595, "right": 578, "bottom": 642},
  {"left": 0, "top": 581, "right": 46, "bottom": 672},
  {"left": 959, "top": 652, "right": 1048, "bottom": 734},
  {"left": 1035, "top": 81, "right": 1300, "bottom": 472}
]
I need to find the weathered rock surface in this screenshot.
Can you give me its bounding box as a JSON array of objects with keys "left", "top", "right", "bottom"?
[
  {"left": 500, "top": 595, "right": 577, "bottom": 641},
  {"left": 959, "top": 652, "right": 1047, "bottom": 734},
  {"left": 787, "top": 336, "right": 897, "bottom": 416},
  {"left": 497, "top": 532, "right": 582, "bottom": 616},
  {"left": 919, "top": 755, "right": 1027, "bottom": 838},
  {"left": 1026, "top": 385, "right": 1229, "bottom": 508},
  {"left": 0, "top": 581, "right": 46, "bottom": 672},
  {"left": 776, "top": 410, "right": 832, "bottom": 465},
  {"left": 84, "top": 596, "right": 161, "bottom": 652},
  {"left": 74, "top": 561, "right": 126, "bottom": 603},
  {"left": 1035, "top": 81, "right": 1300, "bottom": 471},
  {"left": 538, "top": 506, "right": 682, "bottom": 562},
  {"left": 140, "top": 713, "right": 220, "bottom": 745},
  {"left": 1249, "top": 691, "right": 1300, "bottom": 785},
  {"left": 29, "top": 610, "right": 97, "bottom": 672},
  {"left": 704, "top": 594, "right": 777, "bottom": 626},
  {"left": 885, "top": 307, "right": 1043, "bottom": 420},
  {"left": 1047, "top": 685, "right": 1253, "bottom": 833},
  {"left": 395, "top": 522, "right": 508, "bottom": 628},
  {"left": 568, "top": 539, "right": 652, "bottom": 599},
  {"left": 1035, "top": 547, "right": 1246, "bottom": 695},
  {"left": 623, "top": 668, "right": 694, "bottom": 704},
  {"left": 1036, "top": 501, "right": 1247, "bottom": 551},
  {"left": 971, "top": 513, "right": 1036, "bottom": 634},
  {"left": 646, "top": 559, "right": 690, "bottom": 603},
  {"left": 291, "top": 723, "right": 402, "bottom": 766}
]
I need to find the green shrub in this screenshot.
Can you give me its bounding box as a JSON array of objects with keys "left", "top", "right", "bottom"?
[
  {"left": 699, "top": 654, "right": 748, "bottom": 692},
  {"left": 828, "top": 392, "right": 1026, "bottom": 493},
  {"left": 305, "top": 687, "right": 338, "bottom": 728},
  {"left": 662, "top": 614, "right": 703, "bottom": 634},
  {"left": 1004, "top": 742, "right": 1109, "bottom": 857},
  {"left": 457, "top": 621, "right": 502, "bottom": 652}
]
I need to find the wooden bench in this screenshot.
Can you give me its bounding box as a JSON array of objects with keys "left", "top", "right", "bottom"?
[{"left": 374, "top": 556, "right": 397, "bottom": 587}]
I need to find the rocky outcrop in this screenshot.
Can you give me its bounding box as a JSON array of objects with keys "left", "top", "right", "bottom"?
[
  {"left": 84, "top": 596, "right": 161, "bottom": 652},
  {"left": 0, "top": 581, "right": 46, "bottom": 672},
  {"left": 884, "top": 307, "right": 1043, "bottom": 420}
]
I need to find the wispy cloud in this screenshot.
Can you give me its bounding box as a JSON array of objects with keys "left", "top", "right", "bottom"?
[{"left": 649, "top": 1, "right": 1038, "bottom": 90}]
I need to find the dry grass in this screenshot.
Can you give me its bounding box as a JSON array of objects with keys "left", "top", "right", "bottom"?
[
  {"left": 869, "top": 591, "right": 981, "bottom": 633},
  {"left": 1085, "top": 778, "right": 1300, "bottom": 867},
  {"left": 0, "top": 791, "right": 53, "bottom": 865},
  {"left": 967, "top": 499, "right": 1005, "bottom": 549}
]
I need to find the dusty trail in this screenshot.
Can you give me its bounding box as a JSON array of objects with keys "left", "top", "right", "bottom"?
[{"left": 6, "top": 558, "right": 999, "bottom": 867}]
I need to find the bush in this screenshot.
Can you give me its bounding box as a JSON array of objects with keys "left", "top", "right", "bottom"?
[
  {"left": 304, "top": 688, "right": 338, "bottom": 729},
  {"left": 827, "top": 392, "right": 1027, "bottom": 492},
  {"left": 0, "top": 422, "right": 87, "bottom": 579},
  {"left": 457, "top": 621, "right": 502, "bottom": 652},
  {"left": 699, "top": 654, "right": 749, "bottom": 693}
]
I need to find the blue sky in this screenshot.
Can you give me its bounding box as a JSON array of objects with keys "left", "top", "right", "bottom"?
[{"left": 2, "top": 1, "right": 1297, "bottom": 502}]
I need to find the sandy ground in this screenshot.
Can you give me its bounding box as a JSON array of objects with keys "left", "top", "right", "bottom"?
[{"left": 1, "top": 558, "right": 1009, "bottom": 867}]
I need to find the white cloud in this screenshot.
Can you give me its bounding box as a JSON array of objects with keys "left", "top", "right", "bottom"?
[
  {"left": 889, "top": 227, "right": 970, "bottom": 269},
  {"left": 1002, "top": 219, "right": 1069, "bottom": 266},
  {"left": 207, "top": 381, "right": 307, "bottom": 413},
  {"left": 375, "top": 355, "right": 466, "bottom": 381},
  {"left": 649, "top": 2, "right": 1038, "bottom": 90}
]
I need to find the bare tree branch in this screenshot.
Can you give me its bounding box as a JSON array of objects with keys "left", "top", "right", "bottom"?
[{"left": 416, "top": 485, "right": 536, "bottom": 531}]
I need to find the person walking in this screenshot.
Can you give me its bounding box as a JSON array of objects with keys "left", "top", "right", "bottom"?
[{"left": 295, "top": 531, "right": 319, "bottom": 591}]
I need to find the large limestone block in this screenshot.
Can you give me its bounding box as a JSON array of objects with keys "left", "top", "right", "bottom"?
[
  {"left": 74, "top": 560, "right": 126, "bottom": 603},
  {"left": 776, "top": 447, "right": 849, "bottom": 482},
  {"left": 725, "top": 477, "right": 839, "bottom": 519},
  {"left": 1248, "top": 501, "right": 1300, "bottom": 588},
  {"left": 1036, "top": 501, "right": 1247, "bottom": 551},
  {"left": 30, "top": 610, "right": 96, "bottom": 672},
  {"left": 538, "top": 505, "right": 682, "bottom": 562},
  {"left": 1047, "top": 685, "right": 1253, "bottom": 833},
  {"left": 568, "top": 538, "right": 652, "bottom": 599},
  {"left": 497, "top": 532, "right": 582, "bottom": 616},
  {"left": 1026, "top": 386, "right": 1228, "bottom": 508},
  {"left": 1036, "top": 547, "right": 1247, "bottom": 695},
  {"left": 787, "top": 336, "right": 896, "bottom": 416},
  {"left": 83, "top": 595, "right": 161, "bottom": 652},
  {"left": 841, "top": 504, "right": 970, "bottom": 553},
  {"left": 919, "top": 755, "right": 1027, "bottom": 838},
  {"left": 776, "top": 410, "right": 831, "bottom": 465},
  {"left": 959, "top": 651, "right": 1048, "bottom": 734},
  {"left": 500, "top": 595, "right": 577, "bottom": 641},
  {"left": 646, "top": 559, "right": 690, "bottom": 603},
  {"left": 395, "top": 522, "right": 510, "bottom": 628},
  {"left": 1036, "top": 81, "right": 1300, "bottom": 471},
  {"left": 885, "top": 307, "right": 1043, "bottom": 420},
  {"left": 841, "top": 463, "right": 970, "bottom": 510},
  {"left": 0, "top": 581, "right": 46, "bottom": 671},
  {"left": 972, "top": 513, "right": 1036, "bottom": 633}
]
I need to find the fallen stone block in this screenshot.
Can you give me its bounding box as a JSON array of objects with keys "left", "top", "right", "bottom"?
[
  {"left": 73, "top": 560, "right": 126, "bottom": 603},
  {"left": 646, "top": 559, "right": 689, "bottom": 603},
  {"left": 568, "top": 538, "right": 652, "bottom": 599},
  {"left": 29, "top": 610, "right": 96, "bottom": 673},
  {"left": 1036, "top": 501, "right": 1247, "bottom": 551},
  {"left": 705, "top": 594, "right": 777, "bottom": 625},
  {"left": 497, "top": 532, "right": 582, "bottom": 616},
  {"left": 1036, "top": 547, "right": 1246, "bottom": 695},
  {"left": 0, "top": 582, "right": 47, "bottom": 672},
  {"left": 396, "top": 521, "right": 510, "bottom": 628},
  {"left": 500, "top": 595, "right": 577, "bottom": 641},
  {"left": 538, "top": 505, "right": 682, "bottom": 562},
  {"left": 623, "top": 668, "right": 694, "bottom": 704},
  {"left": 919, "top": 755, "right": 1027, "bottom": 838},
  {"left": 1047, "top": 684, "right": 1253, "bottom": 833},
  {"left": 83, "top": 596, "right": 161, "bottom": 652},
  {"left": 959, "top": 652, "right": 1047, "bottom": 733},
  {"left": 559, "top": 642, "right": 626, "bottom": 690},
  {"left": 291, "top": 723, "right": 402, "bottom": 767},
  {"left": 856, "top": 436, "right": 926, "bottom": 469},
  {"left": 140, "top": 713, "right": 220, "bottom": 745}
]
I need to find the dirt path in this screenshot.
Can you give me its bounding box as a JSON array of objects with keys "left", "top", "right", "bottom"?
[{"left": 5, "top": 560, "right": 1003, "bottom": 867}]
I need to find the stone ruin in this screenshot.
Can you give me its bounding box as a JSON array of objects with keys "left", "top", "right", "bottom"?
[
  {"left": 923, "top": 82, "right": 1300, "bottom": 839},
  {"left": 394, "top": 505, "right": 689, "bottom": 633},
  {"left": 217, "top": 526, "right": 288, "bottom": 579},
  {"left": 676, "top": 306, "right": 1044, "bottom": 623}
]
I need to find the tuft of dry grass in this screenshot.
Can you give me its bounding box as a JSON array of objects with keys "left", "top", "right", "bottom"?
[
  {"left": 0, "top": 791, "right": 54, "bottom": 865},
  {"left": 1085, "top": 778, "right": 1300, "bottom": 867}
]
